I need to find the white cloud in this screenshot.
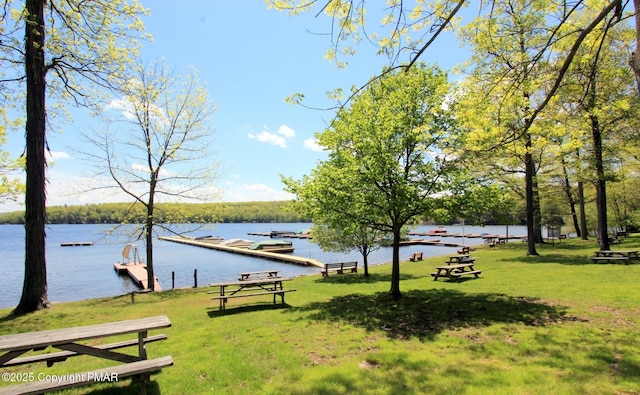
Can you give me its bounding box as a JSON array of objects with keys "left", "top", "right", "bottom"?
[
  {"left": 248, "top": 131, "right": 288, "bottom": 148},
  {"left": 278, "top": 125, "right": 296, "bottom": 139},
  {"left": 47, "top": 151, "right": 71, "bottom": 161},
  {"left": 303, "top": 138, "right": 323, "bottom": 152},
  {"left": 222, "top": 183, "right": 293, "bottom": 202},
  {"left": 247, "top": 124, "right": 296, "bottom": 149}
]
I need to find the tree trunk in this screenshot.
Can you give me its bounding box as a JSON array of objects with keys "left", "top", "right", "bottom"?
[
  {"left": 560, "top": 155, "right": 581, "bottom": 237},
  {"left": 591, "top": 114, "right": 610, "bottom": 251},
  {"left": 14, "top": 0, "right": 50, "bottom": 315},
  {"left": 524, "top": 133, "right": 538, "bottom": 255},
  {"left": 577, "top": 180, "right": 588, "bottom": 240},
  {"left": 145, "top": 196, "right": 156, "bottom": 291},
  {"left": 388, "top": 229, "right": 401, "bottom": 299},
  {"left": 631, "top": 0, "right": 640, "bottom": 95},
  {"left": 532, "top": 176, "right": 544, "bottom": 243}
]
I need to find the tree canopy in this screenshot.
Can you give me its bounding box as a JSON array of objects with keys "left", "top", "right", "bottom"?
[{"left": 284, "top": 64, "right": 466, "bottom": 298}]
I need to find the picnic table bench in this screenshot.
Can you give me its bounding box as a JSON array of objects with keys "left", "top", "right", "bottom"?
[
  {"left": 209, "top": 277, "right": 296, "bottom": 310},
  {"left": 590, "top": 250, "right": 639, "bottom": 264},
  {"left": 321, "top": 261, "right": 358, "bottom": 277},
  {"left": 431, "top": 263, "right": 482, "bottom": 281},
  {"left": 238, "top": 270, "right": 280, "bottom": 281},
  {"left": 409, "top": 252, "right": 423, "bottom": 262},
  {"left": 0, "top": 315, "right": 172, "bottom": 395}
]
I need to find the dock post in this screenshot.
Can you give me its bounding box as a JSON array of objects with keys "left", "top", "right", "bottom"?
[
  {"left": 172, "top": 271, "right": 175, "bottom": 289},
  {"left": 194, "top": 269, "right": 198, "bottom": 288}
]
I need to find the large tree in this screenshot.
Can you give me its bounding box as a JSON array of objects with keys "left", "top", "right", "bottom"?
[
  {"left": 83, "top": 61, "right": 221, "bottom": 292},
  {"left": 3, "top": 0, "right": 149, "bottom": 314},
  {"left": 267, "top": 0, "right": 629, "bottom": 253},
  {"left": 284, "top": 64, "right": 462, "bottom": 298}
]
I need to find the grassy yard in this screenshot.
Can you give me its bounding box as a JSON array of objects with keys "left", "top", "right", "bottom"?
[{"left": 1, "top": 236, "right": 639, "bottom": 394}]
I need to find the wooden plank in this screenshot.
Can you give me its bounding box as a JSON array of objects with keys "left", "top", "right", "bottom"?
[
  {"left": 4, "top": 334, "right": 167, "bottom": 367},
  {"left": 0, "top": 316, "right": 171, "bottom": 353},
  {"left": 0, "top": 356, "right": 174, "bottom": 395}
]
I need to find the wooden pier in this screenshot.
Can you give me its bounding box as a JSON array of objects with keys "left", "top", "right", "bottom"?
[
  {"left": 159, "top": 236, "right": 324, "bottom": 268},
  {"left": 60, "top": 241, "right": 94, "bottom": 247},
  {"left": 114, "top": 262, "right": 162, "bottom": 291}
]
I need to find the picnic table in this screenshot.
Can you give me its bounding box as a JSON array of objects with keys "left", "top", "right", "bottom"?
[
  {"left": 431, "top": 263, "right": 482, "bottom": 281},
  {"left": 209, "top": 277, "right": 296, "bottom": 310},
  {"left": 0, "top": 315, "right": 172, "bottom": 395},
  {"left": 446, "top": 254, "right": 476, "bottom": 264},
  {"left": 590, "top": 250, "right": 639, "bottom": 264},
  {"left": 238, "top": 270, "right": 280, "bottom": 281}
]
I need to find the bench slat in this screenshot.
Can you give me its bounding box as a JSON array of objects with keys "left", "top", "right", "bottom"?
[
  {"left": 0, "top": 316, "right": 171, "bottom": 353},
  {"left": 4, "top": 334, "right": 167, "bottom": 368},
  {"left": 0, "top": 356, "right": 174, "bottom": 395},
  {"left": 450, "top": 270, "right": 483, "bottom": 277},
  {"left": 211, "top": 289, "right": 296, "bottom": 300}
]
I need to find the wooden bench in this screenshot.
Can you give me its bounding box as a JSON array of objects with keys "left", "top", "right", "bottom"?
[
  {"left": 321, "top": 261, "right": 358, "bottom": 277},
  {"left": 0, "top": 356, "right": 174, "bottom": 395},
  {"left": 448, "top": 270, "right": 483, "bottom": 278},
  {"left": 590, "top": 256, "right": 629, "bottom": 264},
  {"left": 209, "top": 289, "right": 296, "bottom": 307},
  {"left": 0, "top": 315, "right": 172, "bottom": 395},
  {"left": 409, "top": 252, "right": 423, "bottom": 262}
]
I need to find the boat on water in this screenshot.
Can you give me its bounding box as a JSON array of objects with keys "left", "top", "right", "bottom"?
[
  {"left": 220, "top": 238, "right": 255, "bottom": 247},
  {"left": 427, "top": 227, "right": 447, "bottom": 235},
  {"left": 248, "top": 239, "right": 294, "bottom": 252}
]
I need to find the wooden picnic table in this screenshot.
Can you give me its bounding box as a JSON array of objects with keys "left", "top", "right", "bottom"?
[
  {"left": 446, "top": 254, "right": 476, "bottom": 264},
  {"left": 0, "top": 315, "right": 172, "bottom": 395},
  {"left": 208, "top": 277, "right": 295, "bottom": 310},
  {"left": 591, "top": 250, "right": 639, "bottom": 264},
  {"left": 431, "top": 263, "right": 482, "bottom": 281},
  {"left": 238, "top": 270, "right": 280, "bottom": 281}
]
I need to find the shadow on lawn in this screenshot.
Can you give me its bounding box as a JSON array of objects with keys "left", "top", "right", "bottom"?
[
  {"left": 292, "top": 289, "right": 577, "bottom": 341},
  {"left": 501, "top": 253, "right": 592, "bottom": 265},
  {"left": 315, "top": 272, "right": 420, "bottom": 284}
]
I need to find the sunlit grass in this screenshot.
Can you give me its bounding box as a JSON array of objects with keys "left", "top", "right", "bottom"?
[{"left": 1, "top": 236, "right": 640, "bottom": 394}]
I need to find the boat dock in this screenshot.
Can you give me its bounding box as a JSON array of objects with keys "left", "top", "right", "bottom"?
[
  {"left": 159, "top": 236, "right": 324, "bottom": 268},
  {"left": 60, "top": 241, "right": 94, "bottom": 247},
  {"left": 113, "top": 262, "right": 162, "bottom": 291}
]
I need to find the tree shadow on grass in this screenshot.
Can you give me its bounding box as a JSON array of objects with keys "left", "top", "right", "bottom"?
[
  {"left": 499, "top": 253, "right": 605, "bottom": 266},
  {"left": 315, "top": 272, "right": 420, "bottom": 285},
  {"left": 206, "top": 303, "right": 291, "bottom": 318},
  {"left": 291, "top": 289, "right": 580, "bottom": 341}
]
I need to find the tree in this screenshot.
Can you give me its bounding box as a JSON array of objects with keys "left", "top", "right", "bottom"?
[
  {"left": 2, "top": 1, "right": 148, "bottom": 314},
  {"left": 83, "top": 61, "right": 221, "bottom": 292},
  {"left": 310, "top": 224, "right": 388, "bottom": 277},
  {"left": 267, "top": 0, "right": 630, "bottom": 254},
  {"left": 284, "top": 64, "right": 462, "bottom": 298}
]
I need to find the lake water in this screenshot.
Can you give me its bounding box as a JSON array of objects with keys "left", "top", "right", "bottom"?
[{"left": 0, "top": 223, "right": 525, "bottom": 309}]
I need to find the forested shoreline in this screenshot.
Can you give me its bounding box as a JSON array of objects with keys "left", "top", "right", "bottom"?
[{"left": 0, "top": 201, "right": 312, "bottom": 225}]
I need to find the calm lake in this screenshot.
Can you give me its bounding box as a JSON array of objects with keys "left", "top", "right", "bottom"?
[{"left": 0, "top": 223, "right": 525, "bottom": 309}]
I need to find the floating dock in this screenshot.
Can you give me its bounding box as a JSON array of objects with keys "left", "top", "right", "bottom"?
[
  {"left": 114, "top": 262, "right": 161, "bottom": 291},
  {"left": 159, "top": 236, "right": 324, "bottom": 268},
  {"left": 60, "top": 241, "right": 94, "bottom": 247}
]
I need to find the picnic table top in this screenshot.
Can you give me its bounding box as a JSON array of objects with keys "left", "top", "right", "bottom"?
[{"left": 0, "top": 315, "right": 171, "bottom": 353}]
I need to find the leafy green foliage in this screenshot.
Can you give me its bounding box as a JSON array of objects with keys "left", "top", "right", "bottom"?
[
  {"left": 0, "top": 201, "right": 310, "bottom": 224},
  {"left": 284, "top": 64, "right": 468, "bottom": 296}
]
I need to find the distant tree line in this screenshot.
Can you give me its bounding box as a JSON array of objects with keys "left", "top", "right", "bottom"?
[{"left": 0, "top": 201, "right": 312, "bottom": 225}]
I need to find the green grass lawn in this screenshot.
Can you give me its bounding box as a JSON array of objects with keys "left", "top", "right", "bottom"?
[{"left": 1, "top": 236, "right": 639, "bottom": 394}]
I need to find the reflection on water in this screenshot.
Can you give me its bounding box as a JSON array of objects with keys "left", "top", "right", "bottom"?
[{"left": 0, "top": 223, "right": 525, "bottom": 308}]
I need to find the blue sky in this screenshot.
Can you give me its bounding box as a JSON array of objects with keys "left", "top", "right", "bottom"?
[{"left": 1, "top": 0, "right": 469, "bottom": 213}]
